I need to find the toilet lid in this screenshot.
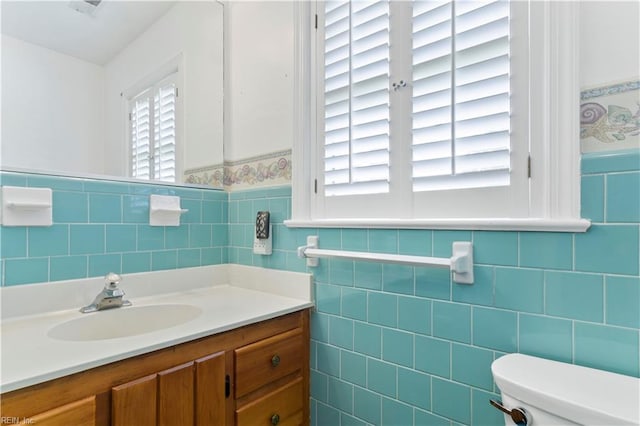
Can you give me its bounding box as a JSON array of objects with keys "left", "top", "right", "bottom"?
[{"left": 491, "top": 354, "right": 640, "bottom": 426}]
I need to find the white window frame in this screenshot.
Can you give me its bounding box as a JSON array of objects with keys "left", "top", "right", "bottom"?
[{"left": 287, "top": 1, "right": 590, "bottom": 232}]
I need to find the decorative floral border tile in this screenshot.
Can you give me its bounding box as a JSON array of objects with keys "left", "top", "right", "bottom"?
[
  {"left": 581, "top": 80, "right": 640, "bottom": 101},
  {"left": 581, "top": 79, "right": 640, "bottom": 153},
  {"left": 183, "top": 150, "right": 292, "bottom": 191},
  {"left": 183, "top": 164, "right": 225, "bottom": 188},
  {"left": 224, "top": 150, "right": 292, "bottom": 190}
]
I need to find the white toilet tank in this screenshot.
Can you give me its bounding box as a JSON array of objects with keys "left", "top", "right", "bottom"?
[{"left": 491, "top": 353, "right": 640, "bottom": 426}]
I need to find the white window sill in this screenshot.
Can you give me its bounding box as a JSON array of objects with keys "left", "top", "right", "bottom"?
[{"left": 284, "top": 218, "right": 591, "bottom": 233}]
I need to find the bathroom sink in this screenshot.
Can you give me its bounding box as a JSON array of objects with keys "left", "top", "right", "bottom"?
[{"left": 48, "top": 304, "right": 202, "bottom": 341}]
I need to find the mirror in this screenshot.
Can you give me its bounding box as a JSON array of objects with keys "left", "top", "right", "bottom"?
[{"left": 1, "top": 0, "right": 224, "bottom": 188}]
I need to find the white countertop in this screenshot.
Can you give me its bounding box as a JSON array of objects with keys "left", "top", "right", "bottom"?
[{"left": 0, "top": 265, "right": 314, "bottom": 393}]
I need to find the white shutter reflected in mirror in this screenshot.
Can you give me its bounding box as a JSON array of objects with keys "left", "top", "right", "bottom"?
[
  {"left": 154, "top": 78, "right": 177, "bottom": 182},
  {"left": 129, "top": 72, "right": 178, "bottom": 183},
  {"left": 130, "top": 91, "right": 152, "bottom": 180}
]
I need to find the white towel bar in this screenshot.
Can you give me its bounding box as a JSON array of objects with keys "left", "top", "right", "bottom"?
[{"left": 297, "top": 236, "right": 474, "bottom": 284}]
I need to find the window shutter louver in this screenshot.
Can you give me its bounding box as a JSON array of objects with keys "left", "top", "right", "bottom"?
[
  {"left": 153, "top": 82, "right": 177, "bottom": 182},
  {"left": 129, "top": 73, "right": 178, "bottom": 182},
  {"left": 130, "top": 94, "right": 152, "bottom": 180},
  {"left": 412, "top": 0, "right": 511, "bottom": 192},
  {"left": 323, "top": 0, "right": 390, "bottom": 196}
]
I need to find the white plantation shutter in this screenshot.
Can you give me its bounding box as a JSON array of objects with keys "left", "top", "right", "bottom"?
[
  {"left": 129, "top": 73, "right": 177, "bottom": 182},
  {"left": 153, "top": 81, "right": 177, "bottom": 182},
  {"left": 321, "top": 0, "right": 512, "bottom": 200},
  {"left": 309, "top": 0, "right": 545, "bottom": 222},
  {"left": 323, "top": 0, "right": 390, "bottom": 196},
  {"left": 130, "top": 91, "right": 152, "bottom": 180},
  {"left": 412, "top": 0, "right": 510, "bottom": 192}
]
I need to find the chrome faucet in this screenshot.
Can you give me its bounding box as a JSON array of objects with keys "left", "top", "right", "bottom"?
[{"left": 80, "top": 272, "right": 132, "bottom": 313}]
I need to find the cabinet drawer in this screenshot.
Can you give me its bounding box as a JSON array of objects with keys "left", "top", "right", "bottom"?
[
  {"left": 236, "top": 377, "right": 303, "bottom": 426},
  {"left": 235, "top": 328, "right": 303, "bottom": 397}
]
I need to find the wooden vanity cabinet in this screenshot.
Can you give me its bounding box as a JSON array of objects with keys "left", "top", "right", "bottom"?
[{"left": 0, "top": 309, "right": 310, "bottom": 426}]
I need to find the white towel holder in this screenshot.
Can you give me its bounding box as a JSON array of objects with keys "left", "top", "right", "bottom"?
[{"left": 297, "top": 236, "right": 474, "bottom": 284}]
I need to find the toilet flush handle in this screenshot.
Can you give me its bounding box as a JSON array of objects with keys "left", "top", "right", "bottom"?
[{"left": 490, "top": 400, "right": 529, "bottom": 426}]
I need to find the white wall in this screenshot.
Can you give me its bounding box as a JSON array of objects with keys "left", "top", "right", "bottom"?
[
  {"left": 1, "top": 35, "right": 105, "bottom": 174},
  {"left": 104, "top": 1, "right": 224, "bottom": 176},
  {"left": 225, "top": 1, "right": 294, "bottom": 162},
  {"left": 580, "top": 1, "right": 640, "bottom": 87}
]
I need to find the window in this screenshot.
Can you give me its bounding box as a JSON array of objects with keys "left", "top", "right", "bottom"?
[
  {"left": 129, "top": 73, "right": 178, "bottom": 183},
  {"left": 287, "top": 0, "right": 589, "bottom": 231}
]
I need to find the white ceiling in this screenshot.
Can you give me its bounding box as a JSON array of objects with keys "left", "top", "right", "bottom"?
[{"left": 1, "top": 1, "right": 177, "bottom": 65}]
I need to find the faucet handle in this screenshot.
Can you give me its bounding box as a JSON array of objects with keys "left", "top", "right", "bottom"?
[{"left": 104, "top": 272, "right": 122, "bottom": 289}]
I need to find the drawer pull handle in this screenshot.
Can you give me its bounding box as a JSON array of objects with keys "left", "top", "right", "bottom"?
[
  {"left": 271, "top": 414, "right": 280, "bottom": 425},
  {"left": 271, "top": 355, "right": 281, "bottom": 367}
]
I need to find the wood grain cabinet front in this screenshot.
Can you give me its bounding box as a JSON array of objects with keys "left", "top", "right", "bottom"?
[
  {"left": 29, "top": 396, "right": 97, "bottom": 426},
  {"left": 111, "top": 352, "right": 226, "bottom": 426},
  {"left": 235, "top": 328, "right": 303, "bottom": 398},
  {"left": 0, "top": 309, "right": 310, "bottom": 426},
  {"left": 236, "top": 378, "right": 303, "bottom": 426},
  {"left": 234, "top": 325, "right": 308, "bottom": 425}
]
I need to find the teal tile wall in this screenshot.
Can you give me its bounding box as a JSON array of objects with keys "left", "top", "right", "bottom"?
[
  {"left": 227, "top": 150, "right": 640, "bottom": 426},
  {"left": 0, "top": 172, "right": 227, "bottom": 286},
  {"left": 2, "top": 150, "right": 638, "bottom": 425}
]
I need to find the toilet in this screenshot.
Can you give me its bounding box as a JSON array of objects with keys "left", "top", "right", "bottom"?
[{"left": 491, "top": 353, "right": 640, "bottom": 425}]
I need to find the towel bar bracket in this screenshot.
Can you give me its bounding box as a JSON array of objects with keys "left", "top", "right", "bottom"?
[
  {"left": 298, "top": 236, "right": 319, "bottom": 267},
  {"left": 451, "top": 241, "right": 474, "bottom": 284}
]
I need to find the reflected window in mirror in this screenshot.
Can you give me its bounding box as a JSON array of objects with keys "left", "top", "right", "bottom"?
[
  {"left": 1, "top": 1, "right": 224, "bottom": 187},
  {"left": 129, "top": 72, "right": 178, "bottom": 183}
]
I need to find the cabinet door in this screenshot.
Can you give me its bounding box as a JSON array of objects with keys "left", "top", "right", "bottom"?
[
  {"left": 30, "top": 396, "right": 96, "bottom": 426},
  {"left": 111, "top": 355, "right": 228, "bottom": 426},
  {"left": 195, "top": 351, "right": 227, "bottom": 426},
  {"left": 112, "top": 374, "right": 157, "bottom": 426},
  {"left": 158, "top": 361, "right": 195, "bottom": 426}
]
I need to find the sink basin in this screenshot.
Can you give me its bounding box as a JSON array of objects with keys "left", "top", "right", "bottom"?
[{"left": 48, "top": 304, "right": 202, "bottom": 341}]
